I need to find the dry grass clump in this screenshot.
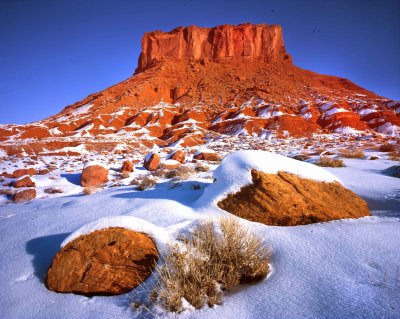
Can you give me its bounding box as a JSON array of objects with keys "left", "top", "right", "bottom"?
[
  {"left": 339, "top": 148, "right": 365, "bottom": 159},
  {"left": 131, "top": 175, "right": 157, "bottom": 191},
  {"left": 164, "top": 165, "right": 195, "bottom": 180},
  {"left": 292, "top": 154, "right": 311, "bottom": 161},
  {"left": 82, "top": 186, "right": 97, "bottom": 195},
  {"left": 44, "top": 187, "right": 63, "bottom": 194},
  {"left": 389, "top": 151, "right": 400, "bottom": 161},
  {"left": 312, "top": 147, "right": 325, "bottom": 155},
  {"left": 194, "top": 162, "right": 210, "bottom": 172},
  {"left": 152, "top": 168, "right": 169, "bottom": 178},
  {"left": 315, "top": 156, "right": 345, "bottom": 167},
  {"left": 379, "top": 143, "right": 397, "bottom": 152},
  {"left": 0, "top": 188, "right": 14, "bottom": 196},
  {"left": 151, "top": 219, "right": 270, "bottom": 312},
  {"left": 121, "top": 171, "right": 131, "bottom": 179}
]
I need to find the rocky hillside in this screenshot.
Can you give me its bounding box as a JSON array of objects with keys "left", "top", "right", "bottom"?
[{"left": 0, "top": 23, "right": 398, "bottom": 156}]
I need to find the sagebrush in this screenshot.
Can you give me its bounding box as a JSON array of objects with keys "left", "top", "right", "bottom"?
[
  {"left": 150, "top": 218, "right": 270, "bottom": 312},
  {"left": 315, "top": 156, "right": 345, "bottom": 167},
  {"left": 130, "top": 175, "right": 157, "bottom": 191},
  {"left": 379, "top": 143, "right": 397, "bottom": 152},
  {"left": 339, "top": 149, "right": 365, "bottom": 159}
]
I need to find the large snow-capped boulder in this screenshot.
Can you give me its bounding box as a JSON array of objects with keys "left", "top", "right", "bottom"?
[
  {"left": 80, "top": 162, "right": 108, "bottom": 187},
  {"left": 45, "top": 227, "right": 158, "bottom": 295},
  {"left": 199, "top": 150, "right": 370, "bottom": 226}
]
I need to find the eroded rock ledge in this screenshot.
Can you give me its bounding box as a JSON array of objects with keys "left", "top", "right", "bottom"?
[{"left": 218, "top": 170, "right": 370, "bottom": 226}]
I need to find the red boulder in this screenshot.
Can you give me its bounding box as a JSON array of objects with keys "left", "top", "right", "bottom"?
[
  {"left": 13, "top": 188, "right": 36, "bottom": 203},
  {"left": 121, "top": 160, "right": 134, "bottom": 172},
  {"left": 143, "top": 152, "right": 160, "bottom": 171},
  {"left": 167, "top": 150, "right": 186, "bottom": 164},
  {"left": 13, "top": 168, "right": 36, "bottom": 178},
  {"left": 13, "top": 176, "right": 35, "bottom": 188},
  {"left": 81, "top": 164, "right": 109, "bottom": 187}
]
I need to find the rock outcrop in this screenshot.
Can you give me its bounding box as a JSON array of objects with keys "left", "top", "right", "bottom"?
[
  {"left": 218, "top": 170, "right": 370, "bottom": 226},
  {"left": 45, "top": 227, "right": 158, "bottom": 295},
  {"left": 136, "top": 23, "right": 292, "bottom": 73},
  {"left": 0, "top": 23, "right": 398, "bottom": 157}
]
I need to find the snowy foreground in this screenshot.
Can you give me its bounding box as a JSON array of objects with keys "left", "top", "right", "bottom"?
[{"left": 0, "top": 150, "right": 399, "bottom": 319}]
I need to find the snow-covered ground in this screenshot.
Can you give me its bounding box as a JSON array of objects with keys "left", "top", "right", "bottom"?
[{"left": 0, "top": 146, "right": 399, "bottom": 319}]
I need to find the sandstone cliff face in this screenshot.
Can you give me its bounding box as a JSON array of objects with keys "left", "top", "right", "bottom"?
[
  {"left": 1, "top": 23, "right": 398, "bottom": 156},
  {"left": 135, "top": 23, "right": 292, "bottom": 73}
]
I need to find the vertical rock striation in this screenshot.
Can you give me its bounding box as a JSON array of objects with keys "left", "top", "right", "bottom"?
[{"left": 135, "top": 23, "right": 292, "bottom": 73}]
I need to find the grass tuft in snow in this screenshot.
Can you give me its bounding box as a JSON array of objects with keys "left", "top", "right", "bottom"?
[
  {"left": 129, "top": 175, "right": 158, "bottom": 191},
  {"left": 150, "top": 218, "right": 270, "bottom": 313},
  {"left": 82, "top": 186, "right": 98, "bottom": 195},
  {"left": 388, "top": 151, "right": 400, "bottom": 161},
  {"left": 194, "top": 162, "right": 210, "bottom": 172},
  {"left": 379, "top": 143, "right": 397, "bottom": 152},
  {"left": 315, "top": 156, "right": 345, "bottom": 168},
  {"left": 339, "top": 148, "right": 365, "bottom": 159},
  {"left": 164, "top": 165, "right": 195, "bottom": 180}
]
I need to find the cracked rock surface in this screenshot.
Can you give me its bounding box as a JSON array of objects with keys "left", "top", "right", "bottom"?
[
  {"left": 218, "top": 170, "right": 370, "bottom": 226},
  {"left": 45, "top": 227, "right": 158, "bottom": 295}
]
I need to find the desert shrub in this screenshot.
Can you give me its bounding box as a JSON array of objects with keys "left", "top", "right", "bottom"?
[
  {"left": 151, "top": 218, "right": 270, "bottom": 312},
  {"left": 312, "top": 147, "right": 325, "bottom": 155},
  {"left": 82, "top": 186, "right": 97, "bottom": 195},
  {"left": 379, "top": 143, "right": 397, "bottom": 152},
  {"left": 194, "top": 162, "right": 210, "bottom": 172},
  {"left": 292, "top": 154, "right": 311, "bottom": 161},
  {"left": 315, "top": 156, "right": 345, "bottom": 167},
  {"left": 389, "top": 151, "right": 400, "bottom": 161},
  {"left": 164, "top": 165, "right": 195, "bottom": 180},
  {"left": 339, "top": 149, "right": 365, "bottom": 159},
  {"left": 129, "top": 178, "right": 140, "bottom": 186},
  {"left": 152, "top": 168, "right": 169, "bottom": 178},
  {"left": 44, "top": 187, "right": 63, "bottom": 194},
  {"left": 137, "top": 176, "right": 157, "bottom": 191},
  {"left": 121, "top": 171, "right": 131, "bottom": 179},
  {"left": 0, "top": 188, "right": 14, "bottom": 196}
]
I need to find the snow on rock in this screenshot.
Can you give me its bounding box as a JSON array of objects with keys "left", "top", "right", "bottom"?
[
  {"left": 197, "top": 150, "right": 341, "bottom": 207},
  {"left": 376, "top": 122, "right": 399, "bottom": 135},
  {"left": 193, "top": 148, "right": 216, "bottom": 155},
  {"left": 83, "top": 160, "right": 108, "bottom": 170},
  {"left": 333, "top": 126, "right": 363, "bottom": 134},
  {"left": 62, "top": 216, "right": 170, "bottom": 251},
  {"left": 160, "top": 159, "right": 181, "bottom": 169},
  {"left": 70, "top": 103, "right": 93, "bottom": 117}
]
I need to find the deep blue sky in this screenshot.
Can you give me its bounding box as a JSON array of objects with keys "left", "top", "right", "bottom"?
[{"left": 0, "top": 0, "right": 399, "bottom": 124}]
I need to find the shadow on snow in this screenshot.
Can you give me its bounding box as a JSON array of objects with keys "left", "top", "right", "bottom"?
[{"left": 26, "top": 232, "right": 71, "bottom": 282}]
